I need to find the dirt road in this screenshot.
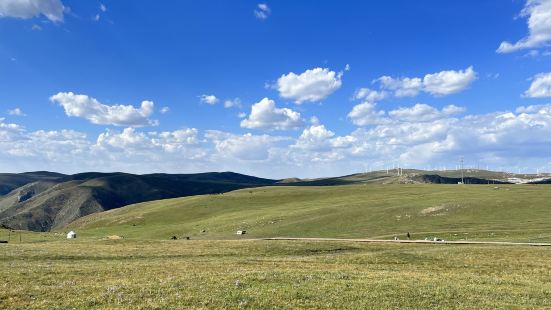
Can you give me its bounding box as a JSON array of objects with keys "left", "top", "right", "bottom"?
[{"left": 263, "top": 237, "right": 551, "bottom": 247}]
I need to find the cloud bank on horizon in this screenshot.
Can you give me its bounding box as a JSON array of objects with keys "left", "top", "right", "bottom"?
[{"left": 1, "top": 1, "right": 551, "bottom": 178}]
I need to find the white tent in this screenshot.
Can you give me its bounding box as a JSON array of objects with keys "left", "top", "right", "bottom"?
[{"left": 67, "top": 231, "right": 76, "bottom": 239}]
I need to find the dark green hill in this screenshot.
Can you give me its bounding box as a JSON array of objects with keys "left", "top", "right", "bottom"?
[
  {"left": 0, "top": 172, "right": 65, "bottom": 196},
  {"left": 0, "top": 172, "right": 277, "bottom": 231}
]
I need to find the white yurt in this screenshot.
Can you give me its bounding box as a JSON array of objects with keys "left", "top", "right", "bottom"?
[{"left": 66, "top": 231, "right": 76, "bottom": 239}]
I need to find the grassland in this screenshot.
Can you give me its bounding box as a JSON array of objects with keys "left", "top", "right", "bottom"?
[
  {"left": 69, "top": 184, "right": 551, "bottom": 243},
  {"left": 3, "top": 184, "right": 551, "bottom": 309},
  {"left": 1, "top": 239, "right": 550, "bottom": 309}
]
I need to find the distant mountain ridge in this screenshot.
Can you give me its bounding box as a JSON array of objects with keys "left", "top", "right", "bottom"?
[
  {"left": 0, "top": 172, "right": 65, "bottom": 196},
  {"left": 0, "top": 171, "right": 277, "bottom": 231}
]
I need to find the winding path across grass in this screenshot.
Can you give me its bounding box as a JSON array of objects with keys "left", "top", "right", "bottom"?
[{"left": 264, "top": 237, "right": 551, "bottom": 247}]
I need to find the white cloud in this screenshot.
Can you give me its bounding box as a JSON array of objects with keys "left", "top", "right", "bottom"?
[
  {"left": 97, "top": 128, "right": 151, "bottom": 150},
  {"left": 156, "top": 129, "right": 199, "bottom": 152},
  {"left": 0, "top": 118, "right": 91, "bottom": 161},
  {"left": 5, "top": 103, "right": 551, "bottom": 177},
  {"left": 293, "top": 125, "right": 335, "bottom": 151},
  {"left": 50, "top": 92, "right": 158, "bottom": 127},
  {"left": 100, "top": 3, "right": 107, "bottom": 12},
  {"left": 0, "top": 0, "right": 65, "bottom": 22},
  {"left": 206, "top": 130, "right": 286, "bottom": 161},
  {"left": 442, "top": 104, "right": 466, "bottom": 115},
  {"left": 517, "top": 103, "right": 551, "bottom": 113},
  {"left": 422, "top": 66, "right": 477, "bottom": 96},
  {"left": 0, "top": 119, "right": 208, "bottom": 173},
  {"left": 254, "top": 3, "right": 271, "bottom": 19},
  {"left": 389, "top": 104, "right": 465, "bottom": 122},
  {"left": 31, "top": 24, "right": 42, "bottom": 31},
  {"left": 376, "top": 76, "right": 423, "bottom": 97},
  {"left": 0, "top": 118, "right": 25, "bottom": 143},
  {"left": 347, "top": 102, "right": 388, "bottom": 126},
  {"left": 7, "top": 108, "right": 26, "bottom": 116},
  {"left": 224, "top": 98, "right": 242, "bottom": 108},
  {"left": 389, "top": 104, "right": 442, "bottom": 122},
  {"left": 497, "top": 0, "right": 551, "bottom": 53},
  {"left": 374, "top": 66, "right": 477, "bottom": 98},
  {"left": 199, "top": 94, "right": 219, "bottom": 105},
  {"left": 160, "top": 106, "right": 170, "bottom": 114},
  {"left": 523, "top": 72, "right": 551, "bottom": 97},
  {"left": 353, "top": 88, "right": 388, "bottom": 101},
  {"left": 96, "top": 127, "right": 199, "bottom": 153},
  {"left": 240, "top": 97, "right": 304, "bottom": 130},
  {"left": 277, "top": 67, "right": 343, "bottom": 104}
]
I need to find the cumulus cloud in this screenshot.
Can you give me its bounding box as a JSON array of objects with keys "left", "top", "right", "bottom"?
[
  {"left": 0, "top": 119, "right": 208, "bottom": 173},
  {"left": 347, "top": 102, "right": 388, "bottom": 126},
  {"left": 160, "top": 106, "right": 170, "bottom": 114},
  {"left": 50, "top": 92, "right": 158, "bottom": 127},
  {"left": 376, "top": 76, "right": 423, "bottom": 97},
  {"left": 254, "top": 3, "right": 271, "bottom": 19},
  {"left": 5, "top": 103, "right": 551, "bottom": 177},
  {"left": 353, "top": 88, "right": 388, "bottom": 101},
  {"left": 374, "top": 66, "right": 477, "bottom": 98},
  {"left": 389, "top": 104, "right": 466, "bottom": 122},
  {"left": 422, "top": 67, "right": 477, "bottom": 96},
  {"left": 442, "top": 104, "right": 466, "bottom": 115},
  {"left": 7, "top": 108, "right": 26, "bottom": 116},
  {"left": 206, "top": 130, "right": 287, "bottom": 161},
  {"left": 497, "top": 0, "right": 551, "bottom": 53},
  {"left": 524, "top": 72, "right": 551, "bottom": 97},
  {"left": 293, "top": 125, "right": 335, "bottom": 151},
  {"left": 286, "top": 102, "right": 551, "bottom": 174},
  {"left": 0, "top": 0, "right": 65, "bottom": 22},
  {"left": 97, "top": 128, "right": 151, "bottom": 150},
  {"left": 277, "top": 67, "right": 343, "bottom": 104},
  {"left": 0, "top": 118, "right": 90, "bottom": 161},
  {"left": 199, "top": 94, "right": 219, "bottom": 105},
  {"left": 240, "top": 97, "right": 304, "bottom": 130},
  {"left": 96, "top": 127, "right": 199, "bottom": 153},
  {"left": 0, "top": 118, "right": 25, "bottom": 143}
]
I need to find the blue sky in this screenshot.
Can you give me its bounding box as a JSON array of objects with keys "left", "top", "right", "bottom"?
[{"left": 1, "top": 0, "right": 551, "bottom": 178}]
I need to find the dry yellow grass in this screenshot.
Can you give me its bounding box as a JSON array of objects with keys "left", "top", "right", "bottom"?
[{"left": 1, "top": 239, "right": 550, "bottom": 309}]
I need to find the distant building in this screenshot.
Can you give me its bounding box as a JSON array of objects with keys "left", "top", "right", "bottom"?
[
  {"left": 67, "top": 231, "right": 76, "bottom": 239},
  {"left": 236, "top": 230, "right": 246, "bottom": 235}
]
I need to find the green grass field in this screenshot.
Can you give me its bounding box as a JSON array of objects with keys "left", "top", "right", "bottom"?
[
  {"left": 1, "top": 239, "right": 550, "bottom": 309},
  {"left": 2, "top": 184, "right": 551, "bottom": 309},
  {"left": 69, "top": 184, "right": 551, "bottom": 242}
]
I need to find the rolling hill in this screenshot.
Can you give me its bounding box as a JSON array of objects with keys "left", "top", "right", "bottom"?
[
  {"left": 69, "top": 183, "right": 551, "bottom": 242},
  {"left": 0, "top": 172, "right": 277, "bottom": 231},
  {"left": 2, "top": 169, "right": 550, "bottom": 232}
]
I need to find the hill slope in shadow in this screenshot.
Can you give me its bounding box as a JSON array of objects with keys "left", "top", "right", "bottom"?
[{"left": 0, "top": 172, "right": 276, "bottom": 231}]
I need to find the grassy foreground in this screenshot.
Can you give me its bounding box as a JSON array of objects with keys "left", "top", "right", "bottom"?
[
  {"left": 1, "top": 239, "right": 551, "bottom": 309},
  {"left": 70, "top": 184, "right": 551, "bottom": 242}
]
